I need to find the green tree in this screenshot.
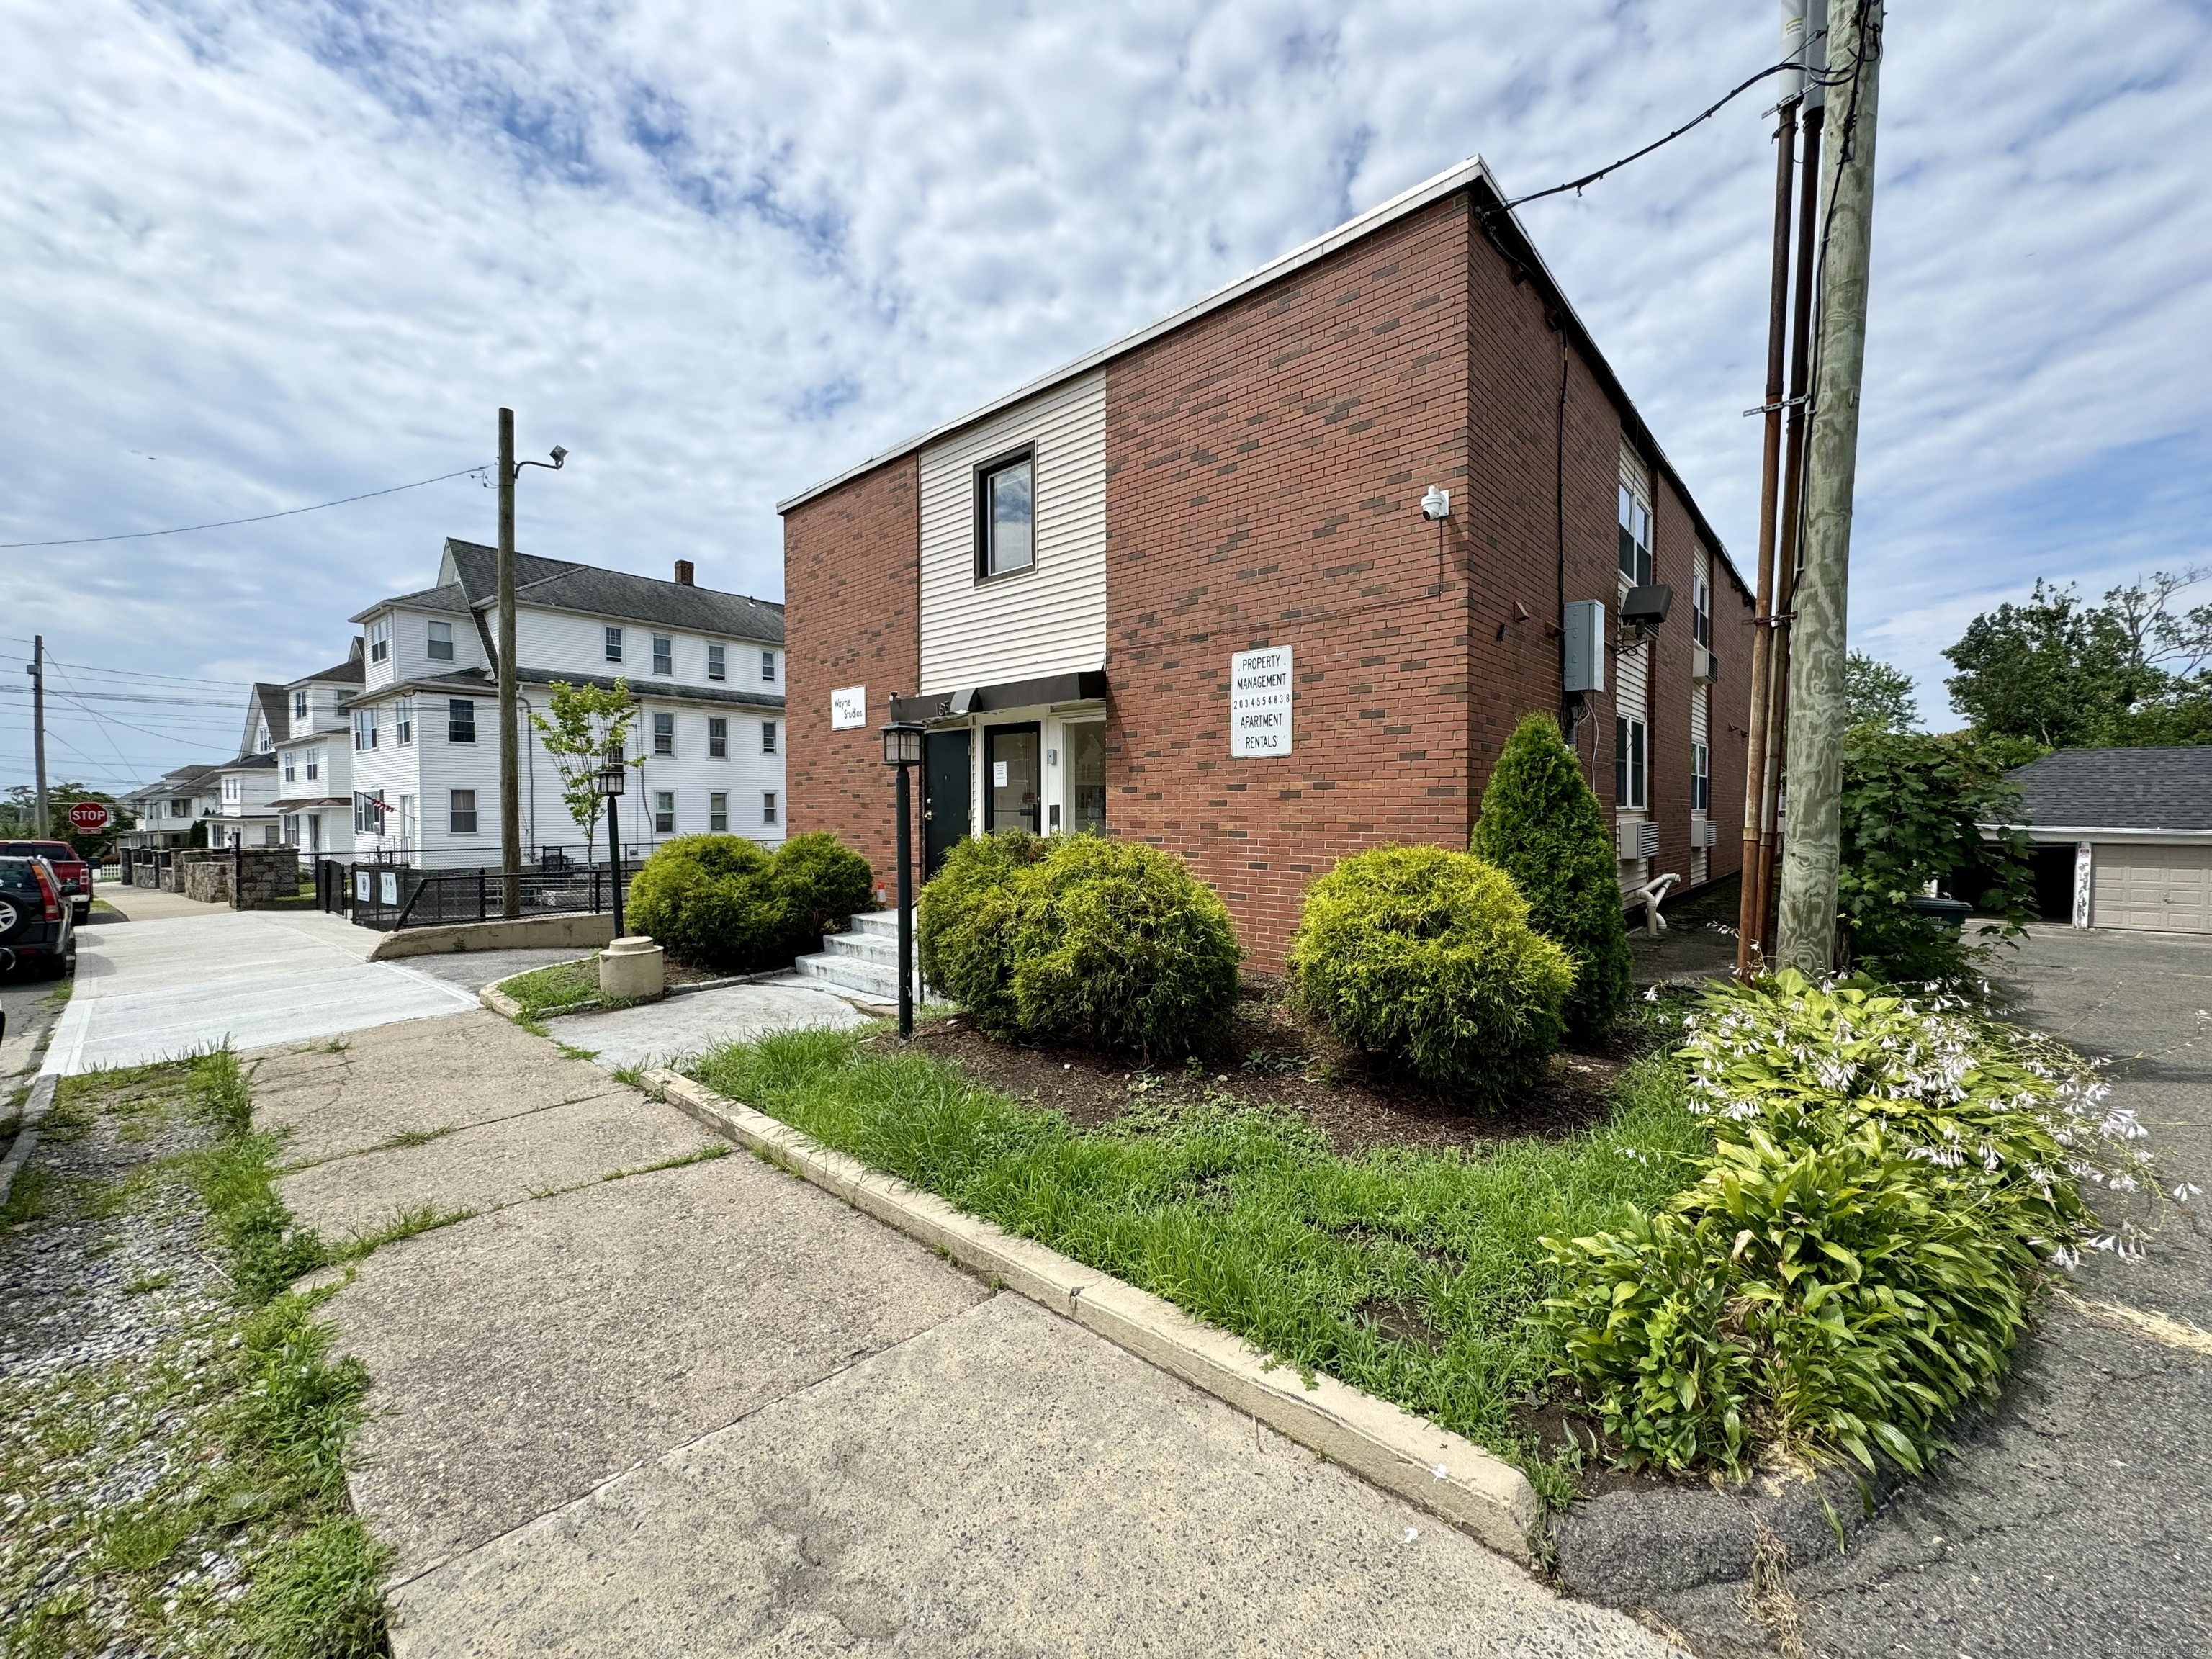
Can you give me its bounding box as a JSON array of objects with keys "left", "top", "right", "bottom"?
[
  {"left": 1845, "top": 651, "right": 1918, "bottom": 732},
  {"left": 1470, "top": 711, "right": 1631, "bottom": 1040},
  {"left": 528, "top": 680, "right": 642, "bottom": 860},
  {"left": 0, "top": 781, "right": 135, "bottom": 859},
  {"left": 1943, "top": 581, "right": 2157, "bottom": 747}
]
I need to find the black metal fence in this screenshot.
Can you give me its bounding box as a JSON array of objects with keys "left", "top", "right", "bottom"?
[{"left": 319, "top": 857, "right": 634, "bottom": 932}]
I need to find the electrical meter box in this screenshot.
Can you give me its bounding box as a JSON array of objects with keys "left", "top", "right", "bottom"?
[{"left": 1563, "top": 600, "right": 1606, "bottom": 693}]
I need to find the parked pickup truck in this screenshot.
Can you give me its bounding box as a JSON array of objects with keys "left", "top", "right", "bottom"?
[{"left": 0, "top": 840, "right": 92, "bottom": 924}]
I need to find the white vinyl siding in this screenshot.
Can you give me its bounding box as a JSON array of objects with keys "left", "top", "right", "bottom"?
[{"left": 918, "top": 368, "right": 1107, "bottom": 692}]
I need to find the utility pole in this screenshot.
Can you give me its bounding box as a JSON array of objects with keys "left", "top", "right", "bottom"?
[
  {"left": 1776, "top": 0, "right": 1883, "bottom": 975},
  {"left": 27, "top": 635, "right": 48, "bottom": 838},
  {"left": 498, "top": 408, "right": 521, "bottom": 919}
]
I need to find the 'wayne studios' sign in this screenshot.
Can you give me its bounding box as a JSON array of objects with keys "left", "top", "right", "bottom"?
[{"left": 1229, "top": 646, "right": 1292, "bottom": 757}]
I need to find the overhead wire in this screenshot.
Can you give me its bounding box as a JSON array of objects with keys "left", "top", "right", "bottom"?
[{"left": 0, "top": 462, "right": 494, "bottom": 549}]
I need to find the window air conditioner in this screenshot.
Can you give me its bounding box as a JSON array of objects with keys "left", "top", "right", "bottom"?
[
  {"left": 1696, "top": 819, "right": 1719, "bottom": 848},
  {"left": 1616, "top": 819, "right": 1659, "bottom": 860},
  {"left": 1693, "top": 647, "right": 1718, "bottom": 685}
]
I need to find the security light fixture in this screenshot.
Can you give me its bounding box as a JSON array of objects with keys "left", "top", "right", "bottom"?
[
  {"left": 882, "top": 722, "right": 924, "bottom": 768},
  {"left": 1421, "top": 485, "right": 1451, "bottom": 521},
  {"left": 1621, "top": 584, "right": 1674, "bottom": 629}
]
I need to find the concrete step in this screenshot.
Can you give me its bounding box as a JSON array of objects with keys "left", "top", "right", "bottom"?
[
  {"left": 825, "top": 930, "right": 899, "bottom": 966},
  {"left": 846, "top": 910, "right": 911, "bottom": 941},
  {"left": 795, "top": 951, "right": 909, "bottom": 1002}
]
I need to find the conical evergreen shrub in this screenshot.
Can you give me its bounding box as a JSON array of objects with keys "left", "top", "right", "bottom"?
[{"left": 1470, "top": 711, "right": 1632, "bottom": 1039}]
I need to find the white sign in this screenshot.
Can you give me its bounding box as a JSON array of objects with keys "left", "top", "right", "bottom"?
[
  {"left": 830, "top": 685, "right": 868, "bottom": 730},
  {"left": 1230, "top": 646, "right": 1293, "bottom": 757},
  {"left": 992, "top": 760, "right": 1009, "bottom": 788}
]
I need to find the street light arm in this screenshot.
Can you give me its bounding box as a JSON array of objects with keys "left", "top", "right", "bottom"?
[{"left": 512, "top": 446, "right": 568, "bottom": 479}]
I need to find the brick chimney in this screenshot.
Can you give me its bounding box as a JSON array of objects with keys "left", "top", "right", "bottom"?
[{"left": 673, "top": 559, "right": 695, "bottom": 586}]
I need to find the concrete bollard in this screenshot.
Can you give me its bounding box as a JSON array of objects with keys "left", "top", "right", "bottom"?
[{"left": 599, "top": 935, "right": 665, "bottom": 1002}]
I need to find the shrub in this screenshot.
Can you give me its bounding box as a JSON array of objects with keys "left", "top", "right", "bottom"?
[
  {"left": 916, "top": 831, "right": 1043, "bottom": 1030},
  {"left": 1286, "top": 844, "right": 1576, "bottom": 1103},
  {"left": 773, "top": 831, "right": 874, "bottom": 943},
  {"left": 1470, "top": 712, "right": 1632, "bottom": 1040},
  {"left": 628, "top": 832, "right": 878, "bottom": 971},
  {"left": 1006, "top": 837, "right": 1242, "bottom": 1058}
]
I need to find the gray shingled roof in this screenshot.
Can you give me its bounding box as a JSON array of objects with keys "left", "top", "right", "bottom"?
[
  {"left": 2010, "top": 747, "right": 2212, "bottom": 832},
  {"left": 349, "top": 581, "right": 472, "bottom": 623},
  {"left": 353, "top": 665, "right": 784, "bottom": 714},
  {"left": 288, "top": 639, "right": 367, "bottom": 685},
  {"left": 351, "top": 540, "right": 782, "bottom": 642}
]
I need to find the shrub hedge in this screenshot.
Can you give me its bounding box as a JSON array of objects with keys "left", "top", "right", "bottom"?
[
  {"left": 1285, "top": 844, "right": 1576, "bottom": 1104},
  {"left": 1470, "top": 711, "right": 1632, "bottom": 1040},
  {"left": 625, "top": 832, "right": 873, "bottom": 972}
]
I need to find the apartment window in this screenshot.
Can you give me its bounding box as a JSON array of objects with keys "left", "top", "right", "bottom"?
[
  {"left": 353, "top": 707, "right": 378, "bottom": 751},
  {"left": 1692, "top": 575, "right": 1712, "bottom": 649},
  {"left": 223, "top": 775, "right": 240, "bottom": 802},
  {"left": 652, "top": 711, "right": 674, "bottom": 756},
  {"left": 709, "top": 791, "right": 728, "bottom": 832},
  {"left": 708, "top": 717, "right": 727, "bottom": 758},
  {"left": 282, "top": 814, "right": 299, "bottom": 845},
  {"left": 652, "top": 635, "right": 673, "bottom": 675},
  {"left": 1614, "top": 718, "right": 1648, "bottom": 811},
  {"left": 293, "top": 690, "right": 308, "bottom": 720},
  {"left": 395, "top": 697, "right": 415, "bottom": 746},
  {"left": 356, "top": 795, "right": 380, "bottom": 834},
  {"left": 762, "top": 720, "right": 777, "bottom": 755},
  {"left": 169, "top": 799, "right": 189, "bottom": 819},
  {"left": 282, "top": 752, "right": 296, "bottom": 784},
  {"left": 762, "top": 791, "right": 778, "bottom": 826},
  {"left": 449, "top": 789, "right": 478, "bottom": 835},
  {"left": 760, "top": 649, "right": 776, "bottom": 682},
  {"left": 369, "top": 619, "right": 390, "bottom": 663},
  {"left": 604, "top": 626, "right": 623, "bottom": 663},
  {"left": 654, "top": 791, "right": 675, "bottom": 833},
  {"left": 428, "top": 619, "right": 454, "bottom": 662},
  {"left": 1692, "top": 741, "right": 1712, "bottom": 813},
  {"left": 976, "top": 450, "right": 1035, "bottom": 577},
  {"left": 1617, "top": 485, "right": 1653, "bottom": 588},
  {"left": 306, "top": 747, "right": 323, "bottom": 783},
  {"left": 448, "top": 700, "right": 476, "bottom": 743},
  {"left": 707, "top": 644, "right": 726, "bottom": 681}
]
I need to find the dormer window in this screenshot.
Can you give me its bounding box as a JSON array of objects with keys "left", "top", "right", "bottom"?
[
  {"left": 976, "top": 450, "right": 1035, "bottom": 577},
  {"left": 369, "top": 620, "right": 390, "bottom": 664},
  {"left": 428, "top": 620, "right": 454, "bottom": 662},
  {"left": 257, "top": 721, "right": 271, "bottom": 752},
  {"left": 293, "top": 690, "right": 308, "bottom": 720}
]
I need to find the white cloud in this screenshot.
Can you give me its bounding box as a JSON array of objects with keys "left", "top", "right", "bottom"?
[{"left": 0, "top": 0, "right": 2206, "bottom": 782}]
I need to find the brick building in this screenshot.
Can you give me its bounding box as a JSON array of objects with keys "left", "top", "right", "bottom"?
[{"left": 781, "top": 156, "right": 1754, "bottom": 969}]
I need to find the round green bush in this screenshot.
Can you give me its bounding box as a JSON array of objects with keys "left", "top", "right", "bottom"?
[
  {"left": 626, "top": 832, "right": 874, "bottom": 972},
  {"left": 1470, "top": 711, "right": 1632, "bottom": 1040},
  {"left": 1286, "top": 844, "right": 1575, "bottom": 1102},
  {"left": 1006, "top": 837, "right": 1242, "bottom": 1058},
  {"left": 772, "top": 830, "right": 875, "bottom": 948},
  {"left": 917, "top": 831, "right": 1042, "bottom": 1032}
]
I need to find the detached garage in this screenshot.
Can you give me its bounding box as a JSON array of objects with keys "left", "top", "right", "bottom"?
[{"left": 2010, "top": 747, "right": 2212, "bottom": 934}]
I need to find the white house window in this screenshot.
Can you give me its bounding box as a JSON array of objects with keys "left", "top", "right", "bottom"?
[
  {"left": 448, "top": 700, "right": 476, "bottom": 743},
  {"left": 169, "top": 799, "right": 189, "bottom": 818},
  {"left": 654, "top": 790, "right": 675, "bottom": 833},
  {"left": 353, "top": 708, "right": 377, "bottom": 751},
  {"left": 708, "top": 717, "right": 727, "bottom": 758},
  {"left": 760, "top": 649, "right": 776, "bottom": 682},
  {"left": 355, "top": 795, "right": 380, "bottom": 835},
  {"left": 369, "top": 619, "right": 390, "bottom": 663},
  {"left": 306, "top": 747, "right": 323, "bottom": 782},
  {"left": 223, "top": 775, "right": 240, "bottom": 802},
  {"left": 282, "top": 752, "right": 296, "bottom": 784},
  {"left": 428, "top": 620, "right": 454, "bottom": 662},
  {"left": 1692, "top": 576, "right": 1712, "bottom": 648},
  {"left": 1617, "top": 485, "right": 1653, "bottom": 587},
  {"left": 652, "top": 712, "right": 674, "bottom": 756},
  {"left": 762, "top": 791, "right": 778, "bottom": 825},
  {"left": 762, "top": 720, "right": 777, "bottom": 755},
  {"left": 1692, "top": 741, "right": 1711, "bottom": 812},
  {"left": 395, "top": 698, "right": 415, "bottom": 746},
  {"left": 652, "top": 635, "right": 673, "bottom": 675},
  {"left": 709, "top": 791, "right": 728, "bottom": 832},
  {"left": 256, "top": 721, "right": 271, "bottom": 752},
  {"left": 707, "top": 644, "right": 726, "bottom": 681},
  {"left": 449, "top": 789, "right": 477, "bottom": 834},
  {"left": 604, "top": 626, "right": 623, "bottom": 663},
  {"left": 293, "top": 690, "right": 308, "bottom": 720},
  {"left": 1614, "top": 718, "right": 1648, "bottom": 811},
  {"left": 282, "top": 813, "right": 299, "bottom": 845},
  {"left": 977, "top": 451, "right": 1034, "bottom": 577}
]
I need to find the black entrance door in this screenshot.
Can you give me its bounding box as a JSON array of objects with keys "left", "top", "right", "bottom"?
[
  {"left": 923, "top": 729, "right": 972, "bottom": 878},
  {"left": 984, "top": 723, "right": 1043, "bottom": 835}
]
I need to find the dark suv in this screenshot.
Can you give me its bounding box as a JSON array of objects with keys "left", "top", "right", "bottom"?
[
  {"left": 0, "top": 840, "right": 91, "bottom": 924},
  {"left": 0, "top": 855, "right": 76, "bottom": 979}
]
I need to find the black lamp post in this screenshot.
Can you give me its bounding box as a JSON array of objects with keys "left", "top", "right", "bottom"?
[
  {"left": 881, "top": 719, "right": 923, "bottom": 1039},
  {"left": 595, "top": 742, "right": 629, "bottom": 938}
]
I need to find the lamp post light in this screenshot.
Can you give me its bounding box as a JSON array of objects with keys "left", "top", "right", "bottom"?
[
  {"left": 881, "top": 719, "right": 923, "bottom": 1039},
  {"left": 594, "top": 742, "right": 629, "bottom": 939}
]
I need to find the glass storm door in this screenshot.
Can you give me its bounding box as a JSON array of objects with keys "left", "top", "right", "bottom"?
[{"left": 984, "top": 724, "right": 1042, "bottom": 835}]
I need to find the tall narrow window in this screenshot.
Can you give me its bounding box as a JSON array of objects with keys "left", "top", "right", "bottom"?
[
  {"left": 707, "top": 643, "right": 726, "bottom": 681},
  {"left": 1692, "top": 742, "right": 1711, "bottom": 812},
  {"left": 1692, "top": 575, "right": 1712, "bottom": 648},
  {"left": 293, "top": 690, "right": 308, "bottom": 720},
  {"left": 652, "top": 635, "right": 673, "bottom": 675},
  {"left": 449, "top": 789, "right": 477, "bottom": 834},
  {"left": 708, "top": 717, "right": 727, "bottom": 758},
  {"left": 1614, "top": 718, "right": 1648, "bottom": 810},
  {"left": 1617, "top": 485, "right": 1653, "bottom": 587},
  {"left": 760, "top": 649, "right": 775, "bottom": 681},
  {"left": 654, "top": 791, "right": 675, "bottom": 833},
  {"left": 427, "top": 619, "right": 454, "bottom": 662},
  {"left": 282, "top": 752, "right": 296, "bottom": 784},
  {"left": 762, "top": 791, "right": 778, "bottom": 825},
  {"left": 977, "top": 451, "right": 1034, "bottom": 577},
  {"left": 353, "top": 708, "right": 377, "bottom": 751},
  {"left": 369, "top": 619, "right": 390, "bottom": 663},
  {"left": 762, "top": 720, "right": 777, "bottom": 755},
  {"left": 709, "top": 791, "right": 728, "bottom": 832},
  {"left": 447, "top": 700, "right": 476, "bottom": 743},
  {"left": 306, "top": 747, "right": 323, "bottom": 782},
  {"left": 652, "top": 712, "right": 674, "bottom": 756},
  {"left": 395, "top": 698, "right": 415, "bottom": 746},
  {"left": 604, "top": 626, "right": 624, "bottom": 663}
]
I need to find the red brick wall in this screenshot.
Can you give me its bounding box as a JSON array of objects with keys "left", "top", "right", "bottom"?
[{"left": 782, "top": 456, "right": 919, "bottom": 898}]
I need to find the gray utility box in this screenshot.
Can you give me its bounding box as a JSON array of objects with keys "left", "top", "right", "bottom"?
[{"left": 1563, "top": 600, "right": 1606, "bottom": 693}]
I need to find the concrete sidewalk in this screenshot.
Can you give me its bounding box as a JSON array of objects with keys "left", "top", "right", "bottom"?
[{"left": 261, "top": 1011, "right": 1669, "bottom": 1657}]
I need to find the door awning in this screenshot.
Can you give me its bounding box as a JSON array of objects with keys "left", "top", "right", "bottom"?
[{"left": 892, "top": 670, "right": 1108, "bottom": 725}]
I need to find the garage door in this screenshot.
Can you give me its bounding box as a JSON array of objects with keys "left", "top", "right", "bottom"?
[{"left": 2092, "top": 842, "right": 2212, "bottom": 933}]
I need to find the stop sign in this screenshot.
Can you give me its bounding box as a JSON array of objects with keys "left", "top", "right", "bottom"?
[{"left": 66, "top": 800, "right": 113, "bottom": 833}]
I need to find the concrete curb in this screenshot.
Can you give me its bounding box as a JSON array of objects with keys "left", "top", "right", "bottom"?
[
  {"left": 0, "top": 1074, "right": 61, "bottom": 1209},
  {"left": 644, "top": 1066, "right": 1542, "bottom": 1565},
  {"left": 479, "top": 982, "right": 526, "bottom": 1020}
]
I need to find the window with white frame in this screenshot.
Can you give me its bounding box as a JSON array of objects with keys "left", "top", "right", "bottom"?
[
  {"left": 257, "top": 721, "right": 271, "bottom": 752},
  {"left": 282, "top": 814, "right": 299, "bottom": 845},
  {"left": 654, "top": 791, "right": 675, "bottom": 833},
  {"left": 709, "top": 791, "right": 728, "bottom": 832},
  {"left": 976, "top": 451, "right": 1035, "bottom": 577},
  {"left": 707, "top": 643, "right": 726, "bottom": 681},
  {"left": 395, "top": 698, "right": 415, "bottom": 746},
  {"left": 169, "top": 799, "right": 189, "bottom": 818},
  {"left": 282, "top": 752, "right": 296, "bottom": 784},
  {"left": 652, "top": 712, "right": 674, "bottom": 756},
  {"left": 353, "top": 708, "right": 377, "bottom": 751},
  {"left": 762, "top": 720, "right": 777, "bottom": 755},
  {"left": 1614, "top": 718, "right": 1648, "bottom": 811},
  {"left": 1692, "top": 741, "right": 1711, "bottom": 812},
  {"left": 447, "top": 700, "right": 475, "bottom": 743},
  {"left": 306, "top": 747, "right": 323, "bottom": 782},
  {"left": 708, "top": 716, "right": 727, "bottom": 757},
  {"left": 1692, "top": 575, "right": 1712, "bottom": 649},
  {"left": 762, "top": 791, "right": 778, "bottom": 825},
  {"left": 356, "top": 795, "right": 379, "bottom": 835},
  {"left": 427, "top": 619, "right": 454, "bottom": 662},
  {"left": 293, "top": 689, "right": 308, "bottom": 720},
  {"left": 604, "top": 626, "right": 623, "bottom": 663},
  {"left": 223, "top": 774, "right": 240, "bottom": 802},
  {"left": 760, "top": 649, "right": 776, "bottom": 682},
  {"left": 449, "top": 789, "right": 477, "bottom": 834},
  {"left": 1617, "top": 484, "right": 1653, "bottom": 588},
  {"left": 652, "top": 635, "right": 673, "bottom": 675},
  {"left": 369, "top": 619, "right": 390, "bottom": 663}
]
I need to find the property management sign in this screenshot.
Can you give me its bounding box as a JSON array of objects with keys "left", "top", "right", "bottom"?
[{"left": 1230, "top": 646, "right": 1292, "bottom": 757}]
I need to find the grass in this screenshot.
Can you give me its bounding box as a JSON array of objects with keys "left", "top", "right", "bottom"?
[
  {"left": 688, "top": 1026, "right": 1706, "bottom": 1483},
  {"left": 496, "top": 956, "right": 605, "bottom": 1020}
]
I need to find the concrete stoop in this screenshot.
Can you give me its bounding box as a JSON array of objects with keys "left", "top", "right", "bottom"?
[{"left": 793, "top": 909, "right": 922, "bottom": 1003}]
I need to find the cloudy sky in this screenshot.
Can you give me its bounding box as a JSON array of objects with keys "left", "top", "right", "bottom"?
[{"left": 2, "top": 0, "right": 2207, "bottom": 789}]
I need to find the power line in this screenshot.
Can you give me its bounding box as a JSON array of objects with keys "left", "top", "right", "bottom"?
[{"left": 0, "top": 462, "right": 493, "bottom": 549}]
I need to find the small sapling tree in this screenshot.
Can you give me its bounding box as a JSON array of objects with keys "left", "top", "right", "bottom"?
[{"left": 529, "top": 678, "right": 642, "bottom": 862}]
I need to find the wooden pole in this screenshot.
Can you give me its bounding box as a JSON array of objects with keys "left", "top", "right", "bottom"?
[{"left": 498, "top": 408, "right": 521, "bottom": 918}]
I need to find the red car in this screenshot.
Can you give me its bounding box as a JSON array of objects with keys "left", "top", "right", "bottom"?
[{"left": 0, "top": 840, "right": 92, "bottom": 924}]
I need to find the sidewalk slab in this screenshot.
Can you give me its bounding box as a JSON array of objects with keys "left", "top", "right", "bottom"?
[
  {"left": 545, "top": 981, "right": 868, "bottom": 1073},
  {"left": 392, "top": 1292, "right": 1665, "bottom": 1659},
  {"left": 276, "top": 1092, "right": 725, "bottom": 1243},
  {"left": 251, "top": 1012, "right": 621, "bottom": 1165},
  {"left": 328, "top": 1153, "right": 989, "bottom": 1579}
]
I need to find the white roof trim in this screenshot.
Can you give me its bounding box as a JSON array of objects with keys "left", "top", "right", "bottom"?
[
  {"left": 777, "top": 155, "right": 1501, "bottom": 513},
  {"left": 2013, "top": 826, "right": 2212, "bottom": 843}
]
